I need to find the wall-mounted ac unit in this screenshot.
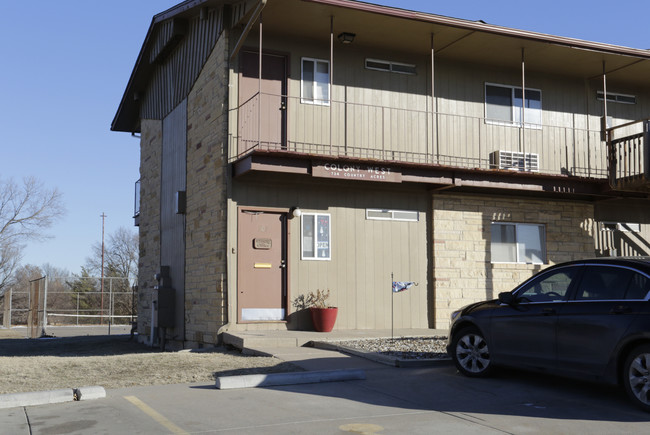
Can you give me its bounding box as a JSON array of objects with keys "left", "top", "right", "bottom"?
[{"left": 490, "top": 150, "right": 539, "bottom": 171}]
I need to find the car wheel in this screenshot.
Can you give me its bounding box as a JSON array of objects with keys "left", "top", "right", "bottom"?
[
  {"left": 451, "top": 327, "right": 492, "bottom": 377},
  {"left": 623, "top": 344, "right": 650, "bottom": 412}
]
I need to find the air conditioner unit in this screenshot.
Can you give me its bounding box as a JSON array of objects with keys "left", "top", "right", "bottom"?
[{"left": 490, "top": 150, "right": 539, "bottom": 171}]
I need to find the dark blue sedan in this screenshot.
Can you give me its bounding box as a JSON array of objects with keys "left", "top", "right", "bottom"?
[{"left": 448, "top": 258, "right": 650, "bottom": 412}]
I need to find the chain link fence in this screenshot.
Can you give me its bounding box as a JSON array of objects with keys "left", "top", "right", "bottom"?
[{"left": 1, "top": 276, "right": 136, "bottom": 337}]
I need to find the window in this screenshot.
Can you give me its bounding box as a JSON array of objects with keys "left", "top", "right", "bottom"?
[
  {"left": 365, "top": 58, "right": 417, "bottom": 75},
  {"left": 574, "top": 266, "right": 650, "bottom": 301},
  {"left": 516, "top": 268, "right": 577, "bottom": 303},
  {"left": 485, "top": 83, "right": 542, "bottom": 128},
  {"left": 301, "top": 58, "right": 330, "bottom": 105},
  {"left": 366, "top": 209, "right": 419, "bottom": 222},
  {"left": 600, "top": 222, "right": 640, "bottom": 232},
  {"left": 491, "top": 223, "right": 546, "bottom": 264},
  {"left": 626, "top": 271, "right": 650, "bottom": 300},
  {"left": 301, "top": 213, "right": 331, "bottom": 260},
  {"left": 597, "top": 91, "right": 636, "bottom": 105}
]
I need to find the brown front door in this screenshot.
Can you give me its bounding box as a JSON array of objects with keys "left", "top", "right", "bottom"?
[
  {"left": 238, "top": 51, "right": 287, "bottom": 154},
  {"left": 237, "top": 209, "right": 287, "bottom": 322}
]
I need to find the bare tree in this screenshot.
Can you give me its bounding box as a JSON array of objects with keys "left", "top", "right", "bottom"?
[
  {"left": 0, "top": 177, "right": 65, "bottom": 296},
  {"left": 85, "top": 228, "right": 138, "bottom": 323},
  {"left": 86, "top": 226, "right": 139, "bottom": 283}
]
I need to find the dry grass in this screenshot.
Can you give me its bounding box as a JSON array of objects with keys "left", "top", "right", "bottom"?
[{"left": 0, "top": 330, "right": 300, "bottom": 395}]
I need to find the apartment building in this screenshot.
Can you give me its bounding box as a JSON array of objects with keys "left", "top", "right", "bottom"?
[{"left": 112, "top": 0, "right": 650, "bottom": 348}]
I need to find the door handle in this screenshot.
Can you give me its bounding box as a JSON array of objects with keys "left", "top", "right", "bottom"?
[
  {"left": 279, "top": 260, "right": 287, "bottom": 269},
  {"left": 542, "top": 308, "right": 556, "bottom": 315},
  {"left": 280, "top": 100, "right": 287, "bottom": 111},
  {"left": 611, "top": 305, "right": 632, "bottom": 314}
]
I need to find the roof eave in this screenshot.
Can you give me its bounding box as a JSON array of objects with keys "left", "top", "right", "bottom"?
[{"left": 303, "top": 0, "right": 650, "bottom": 60}]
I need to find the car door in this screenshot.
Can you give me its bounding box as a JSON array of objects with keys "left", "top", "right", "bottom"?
[
  {"left": 490, "top": 266, "right": 581, "bottom": 370},
  {"left": 556, "top": 265, "right": 650, "bottom": 377}
]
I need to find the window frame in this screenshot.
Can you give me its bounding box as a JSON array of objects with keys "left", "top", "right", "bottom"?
[
  {"left": 485, "top": 83, "right": 543, "bottom": 130},
  {"left": 365, "top": 58, "right": 417, "bottom": 75},
  {"left": 596, "top": 91, "right": 636, "bottom": 105},
  {"left": 365, "top": 209, "right": 419, "bottom": 222},
  {"left": 301, "top": 57, "right": 330, "bottom": 106},
  {"left": 491, "top": 222, "right": 546, "bottom": 265},
  {"left": 301, "top": 213, "right": 331, "bottom": 261}
]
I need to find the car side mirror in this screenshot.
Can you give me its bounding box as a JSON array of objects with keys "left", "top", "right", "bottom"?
[{"left": 498, "top": 292, "right": 516, "bottom": 305}]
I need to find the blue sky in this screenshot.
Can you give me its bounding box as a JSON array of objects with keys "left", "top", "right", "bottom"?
[{"left": 1, "top": 1, "right": 648, "bottom": 275}]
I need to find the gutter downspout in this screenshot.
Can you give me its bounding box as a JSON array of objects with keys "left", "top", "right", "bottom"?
[{"left": 230, "top": 0, "right": 267, "bottom": 62}]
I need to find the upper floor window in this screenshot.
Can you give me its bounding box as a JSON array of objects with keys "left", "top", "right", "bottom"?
[
  {"left": 597, "top": 91, "right": 636, "bottom": 105},
  {"left": 485, "top": 83, "right": 542, "bottom": 128},
  {"left": 365, "top": 58, "right": 417, "bottom": 75},
  {"left": 600, "top": 221, "right": 640, "bottom": 232},
  {"left": 301, "top": 58, "right": 329, "bottom": 105},
  {"left": 491, "top": 222, "right": 546, "bottom": 264}
]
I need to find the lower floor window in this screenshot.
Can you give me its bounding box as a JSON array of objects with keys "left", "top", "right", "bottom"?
[
  {"left": 491, "top": 222, "right": 546, "bottom": 264},
  {"left": 301, "top": 213, "right": 331, "bottom": 260}
]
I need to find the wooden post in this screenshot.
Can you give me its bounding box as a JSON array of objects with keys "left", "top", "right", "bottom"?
[{"left": 2, "top": 289, "right": 11, "bottom": 328}]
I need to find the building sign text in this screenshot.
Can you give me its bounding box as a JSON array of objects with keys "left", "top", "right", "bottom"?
[{"left": 312, "top": 162, "right": 402, "bottom": 183}]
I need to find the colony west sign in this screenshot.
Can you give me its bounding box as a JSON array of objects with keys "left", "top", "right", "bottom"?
[{"left": 312, "top": 162, "right": 403, "bottom": 183}]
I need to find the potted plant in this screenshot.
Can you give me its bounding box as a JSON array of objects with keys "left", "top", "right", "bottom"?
[{"left": 293, "top": 289, "right": 338, "bottom": 332}]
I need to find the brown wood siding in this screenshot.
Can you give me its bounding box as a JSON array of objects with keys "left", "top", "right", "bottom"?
[{"left": 141, "top": 8, "right": 224, "bottom": 122}]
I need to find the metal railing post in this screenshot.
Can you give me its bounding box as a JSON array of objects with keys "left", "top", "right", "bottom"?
[{"left": 641, "top": 120, "right": 650, "bottom": 182}]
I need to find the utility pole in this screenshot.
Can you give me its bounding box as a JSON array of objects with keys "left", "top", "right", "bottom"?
[{"left": 100, "top": 213, "right": 106, "bottom": 325}]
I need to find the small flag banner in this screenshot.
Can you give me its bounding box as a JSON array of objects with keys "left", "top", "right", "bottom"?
[{"left": 392, "top": 281, "right": 414, "bottom": 293}]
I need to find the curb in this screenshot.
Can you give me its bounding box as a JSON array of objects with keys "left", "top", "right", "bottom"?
[
  {"left": 311, "top": 341, "right": 453, "bottom": 367},
  {"left": 0, "top": 386, "right": 106, "bottom": 410},
  {"left": 216, "top": 369, "right": 366, "bottom": 389}
]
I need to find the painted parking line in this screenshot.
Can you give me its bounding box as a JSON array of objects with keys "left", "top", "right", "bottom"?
[{"left": 124, "top": 395, "right": 188, "bottom": 435}]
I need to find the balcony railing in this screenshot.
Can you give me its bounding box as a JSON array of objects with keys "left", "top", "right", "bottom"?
[
  {"left": 231, "top": 92, "right": 611, "bottom": 179},
  {"left": 608, "top": 119, "right": 650, "bottom": 191}
]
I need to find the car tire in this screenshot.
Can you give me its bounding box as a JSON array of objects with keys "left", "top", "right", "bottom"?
[
  {"left": 450, "top": 326, "right": 493, "bottom": 377},
  {"left": 623, "top": 344, "right": 650, "bottom": 412}
]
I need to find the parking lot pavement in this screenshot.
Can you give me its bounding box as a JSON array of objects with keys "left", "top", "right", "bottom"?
[{"left": 2, "top": 354, "right": 649, "bottom": 434}]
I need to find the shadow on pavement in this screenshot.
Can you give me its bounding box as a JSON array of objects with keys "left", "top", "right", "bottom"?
[{"left": 258, "top": 355, "right": 650, "bottom": 424}]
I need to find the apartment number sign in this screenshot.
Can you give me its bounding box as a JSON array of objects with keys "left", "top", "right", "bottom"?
[{"left": 312, "top": 162, "right": 402, "bottom": 183}]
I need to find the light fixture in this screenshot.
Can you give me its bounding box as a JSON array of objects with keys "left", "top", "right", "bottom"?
[
  {"left": 337, "top": 32, "right": 355, "bottom": 44},
  {"left": 290, "top": 207, "right": 302, "bottom": 218}
]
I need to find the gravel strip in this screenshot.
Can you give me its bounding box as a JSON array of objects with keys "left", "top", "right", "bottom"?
[{"left": 337, "top": 336, "right": 449, "bottom": 360}]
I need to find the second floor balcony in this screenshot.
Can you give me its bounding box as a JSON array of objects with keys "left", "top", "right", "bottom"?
[{"left": 230, "top": 92, "right": 649, "bottom": 193}]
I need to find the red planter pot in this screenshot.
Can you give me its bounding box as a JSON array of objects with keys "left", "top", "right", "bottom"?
[{"left": 309, "top": 307, "right": 338, "bottom": 332}]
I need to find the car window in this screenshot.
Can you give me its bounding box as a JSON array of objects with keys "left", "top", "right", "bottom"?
[
  {"left": 625, "top": 271, "right": 650, "bottom": 300},
  {"left": 574, "top": 266, "right": 631, "bottom": 301},
  {"left": 516, "top": 268, "right": 577, "bottom": 303}
]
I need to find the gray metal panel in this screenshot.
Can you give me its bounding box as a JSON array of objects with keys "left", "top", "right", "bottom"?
[
  {"left": 141, "top": 8, "right": 223, "bottom": 122},
  {"left": 161, "top": 99, "right": 187, "bottom": 341}
]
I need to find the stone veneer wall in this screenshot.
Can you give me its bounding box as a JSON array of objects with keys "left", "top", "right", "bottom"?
[
  {"left": 183, "top": 31, "right": 230, "bottom": 346},
  {"left": 432, "top": 193, "right": 595, "bottom": 329},
  {"left": 137, "top": 119, "right": 163, "bottom": 341}
]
